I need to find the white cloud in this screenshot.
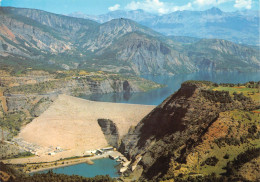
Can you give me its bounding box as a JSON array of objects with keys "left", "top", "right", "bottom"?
[
  {"left": 234, "top": 0, "right": 252, "bottom": 9},
  {"left": 0, "top": 0, "right": 2, "bottom": 6},
  {"left": 194, "top": 0, "right": 217, "bottom": 6},
  {"left": 194, "top": 0, "right": 232, "bottom": 6},
  {"left": 125, "top": 0, "right": 192, "bottom": 14},
  {"left": 108, "top": 4, "right": 120, "bottom": 11},
  {"left": 125, "top": 0, "right": 163, "bottom": 13},
  {"left": 218, "top": 0, "right": 232, "bottom": 3},
  {"left": 172, "top": 3, "right": 193, "bottom": 12}
]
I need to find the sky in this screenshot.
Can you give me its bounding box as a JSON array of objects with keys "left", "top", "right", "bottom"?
[{"left": 0, "top": 0, "right": 259, "bottom": 15}]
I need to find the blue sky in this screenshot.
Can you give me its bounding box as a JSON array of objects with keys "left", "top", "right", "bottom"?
[{"left": 0, "top": 0, "right": 259, "bottom": 15}]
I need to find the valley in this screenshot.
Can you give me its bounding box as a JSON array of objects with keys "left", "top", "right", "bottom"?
[
  {"left": 0, "top": 80, "right": 259, "bottom": 181},
  {"left": 0, "top": 4, "right": 259, "bottom": 182}
]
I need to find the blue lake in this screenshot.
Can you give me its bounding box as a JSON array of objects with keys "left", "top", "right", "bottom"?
[
  {"left": 35, "top": 158, "right": 119, "bottom": 178},
  {"left": 81, "top": 71, "right": 260, "bottom": 105}
]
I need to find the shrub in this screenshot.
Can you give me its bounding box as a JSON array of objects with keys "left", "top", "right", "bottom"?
[
  {"left": 225, "top": 148, "right": 260, "bottom": 176},
  {"left": 223, "top": 153, "right": 230, "bottom": 159},
  {"left": 201, "top": 90, "right": 232, "bottom": 103},
  {"left": 248, "top": 124, "right": 257, "bottom": 134},
  {"left": 202, "top": 156, "right": 219, "bottom": 166}
]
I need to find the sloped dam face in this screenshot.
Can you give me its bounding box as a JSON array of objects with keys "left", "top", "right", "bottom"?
[{"left": 18, "top": 94, "right": 155, "bottom": 153}]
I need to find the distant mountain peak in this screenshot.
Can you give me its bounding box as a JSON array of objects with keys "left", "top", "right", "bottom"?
[
  {"left": 107, "top": 10, "right": 125, "bottom": 14},
  {"left": 130, "top": 9, "right": 145, "bottom": 13},
  {"left": 105, "top": 17, "right": 134, "bottom": 24},
  {"left": 206, "top": 7, "right": 223, "bottom": 14}
]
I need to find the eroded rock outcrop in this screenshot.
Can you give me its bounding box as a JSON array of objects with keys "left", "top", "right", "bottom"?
[{"left": 97, "top": 119, "right": 119, "bottom": 148}]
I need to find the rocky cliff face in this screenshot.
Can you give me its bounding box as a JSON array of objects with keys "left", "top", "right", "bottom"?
[
  {"left": 119, "top": 81, "right": 259, "bottom": 180},
  {"left": 97, "top": 119, "right": 119, "bottom": 148},
  {"left": 0, "top": 8, "right": 73, "bottom": 57}
]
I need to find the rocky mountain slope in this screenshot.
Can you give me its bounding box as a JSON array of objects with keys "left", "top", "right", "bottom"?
[
  {"left": 94, "top": 32, "right": 196, "bottom": 75},
  {"left": 70, "top": 8, "right": 259, "bottom": 45},
  {"left": 0, "top": 7, "right": 259, "bottom": 75},
  {"left": 183, "top": 39, "right": 260, "bottom": 72},
  {"left": 119, "top": 81, "right": 260, "bottom": 181},
  {"left": 79, "top": 18, "right": 160, "bottom": 52},
  {"left": 0, "top": 7, "right": 99, "bottom": 71}
]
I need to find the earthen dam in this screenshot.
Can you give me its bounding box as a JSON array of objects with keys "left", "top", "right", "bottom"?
[{"left": 18, "top": 95, "right": 155, "bottom": 153}]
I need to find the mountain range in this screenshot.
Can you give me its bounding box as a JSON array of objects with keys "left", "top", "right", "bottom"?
[
  {"left": 68, "top": 7, "right": 260, "bottom": 46},
  {"left": 0, "top": 7, "right": 259, "bottom": 75}
]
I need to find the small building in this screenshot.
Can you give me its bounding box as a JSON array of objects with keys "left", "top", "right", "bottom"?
[
  {"left": 90, "top": 150, "right": 97, "bottom": 154},
  {"left": 101, "top": 147, "right": 114, "bottom": 152},
  {"left": 48, "top": 152, "right": 55, "bottom": 156},
  {"left": 84, "top": 151, "right": 93, "bottom": 157},
  {"left": 95, "top": 149, "right": 103, "bottom": 155}
]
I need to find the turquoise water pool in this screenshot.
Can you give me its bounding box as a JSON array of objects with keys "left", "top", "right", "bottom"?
[{"left": 35, "top": 158, "right": 120, "bottom": 178}]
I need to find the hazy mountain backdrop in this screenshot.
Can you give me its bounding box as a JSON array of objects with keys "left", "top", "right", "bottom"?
[
  {"left": 69, "top": 7, "right": 260, "bottom": 46},
  {"left": 0, "top": 7, "right": 259, "bottom": 75}
]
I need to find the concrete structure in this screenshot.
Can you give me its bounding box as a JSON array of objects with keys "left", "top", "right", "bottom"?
[
  {"left": 96, "top": 149, "right": 103, "bottom": 155},
  {"left": 120, "top": 167, "right": 128, "bottom": 173},
  {"left": 101, "top": 147, "right": 114, "bottom": 153}
]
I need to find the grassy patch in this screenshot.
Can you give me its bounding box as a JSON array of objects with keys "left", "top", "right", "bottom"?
[
  {"left": 131, "top": 79, "right": 164, "bottom": 92},
  {"left": 12, "top": 151, "right": 35, "bottom": 159},
  {"left": 5, "top": 80, "right": 63, "bottom": 94},
  {"left": 199, "top": 142, "right": 258, "bottom": 175},
  {"left": 1, "top": 111, "right": 28, "bottom": 137},
  {"left": 212, "top": 83, "right": 260, "bottom": 102}
]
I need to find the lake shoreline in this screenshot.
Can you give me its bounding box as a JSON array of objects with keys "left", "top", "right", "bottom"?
[
  {"left": 81, "top": 72, "right": 260, "bottom": 105},
  {"left": 28, "top": 151, "right": 123, "bottom": 174},
  {"left": 0, "top": 151, "right": 122, "bottom": 176},
  {"left": 29, "top": 158, "right": 94, "bottom": 174}
]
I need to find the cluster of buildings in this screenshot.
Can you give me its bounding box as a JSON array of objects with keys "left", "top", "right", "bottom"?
[
  {"left": 47, "top": 146, "right": 63, "bottom": 156},
  {"left": 84, "top": 147, "right": 114, "bottom": 157}
]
